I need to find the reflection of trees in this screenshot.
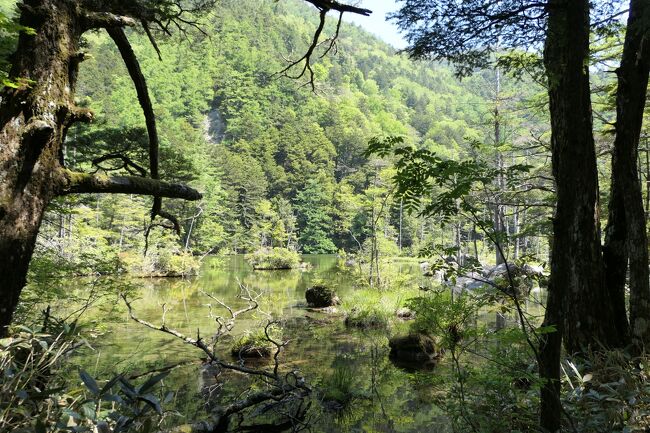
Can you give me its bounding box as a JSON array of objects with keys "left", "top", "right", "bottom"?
[{"left": 64, "top": 255, "right": 450, "bottom": 431}]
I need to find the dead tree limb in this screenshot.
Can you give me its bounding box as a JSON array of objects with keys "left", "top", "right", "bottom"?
[
  {"left": 106, "top": 26, "right": 181, "bottom": 239},
  {"left": 277, "top": 0, "right": 371, "bottom": 90},
  {"left": 121, "top": 287, "right": 310, "bottom": 431}
]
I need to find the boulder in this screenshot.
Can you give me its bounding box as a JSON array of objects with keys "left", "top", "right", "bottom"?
[
  {"left": 451, "top": 263, "right": 547, "bottom": 298},
  {"left": 483, "top": 263, "right": 544, "bottom": 280},
  {"left": 305, "top": 285, "right": 341, "bottom": 308},
  {"left": 423, "top": 269, "right": 445, "bottom": 282},
  {"left": 388, "top": 333, "right": 441, "bottom": 369},
  {"left": 396, "top": 307, "right": 416, "bottom": 320}
]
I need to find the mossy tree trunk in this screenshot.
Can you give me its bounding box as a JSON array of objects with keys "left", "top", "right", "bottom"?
[
  {"left": 0, "top": 1, "right": 202, "bottom": 337},
  {"left": 0, "top": 1, "right": 84, "bottom": 335}
]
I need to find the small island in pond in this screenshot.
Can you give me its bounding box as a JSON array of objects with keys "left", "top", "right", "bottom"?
[{"left": 245, "top": 247, "right": 302, "bottom": 270}]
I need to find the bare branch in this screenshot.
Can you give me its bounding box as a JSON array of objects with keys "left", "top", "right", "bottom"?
[
  {"left": 107, "top": 26, "right": 183, "bottom": 240},
  {"left": 276, "top": 1, "right": 371, "bottom": 90},
  {"left": 106, "top": 27, "right": 160, "bottom": 195},
  {"left": 91, "top": 152, "right": 148, "bottom": 177},
  {"left": 304, "top": 0, "right": 371, "bottom": 16},
  {"left": 320, "top": 11, "right": 343, "bottom": 59},
  {"left": 141, "top": 20, "right": 163, "bottom": 61},
  {"left": 121, "top": 289, "right": 311, "bottom": 431},
  {"left": 121, "top": 293, "right": 276, "bottom": 380},
  {"left": 277, "top": 8, "right": 328, "bottom": 91}
]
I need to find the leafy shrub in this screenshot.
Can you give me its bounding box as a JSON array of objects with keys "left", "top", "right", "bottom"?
[
  {"left": 563, "top": 350, "right": 650, "bottom": 432},
  {"left": 30, "top": 242, "right": 123, "bottom": 278},
  {"left": 0, "top": 327, "right": 76, "bottom": 432},
  {"left": 76, "top": 369, "right": 171, "bottom": 433},
  {"left": 245, "top": 247, "right": 301, "bottom": 270},
  {"left": 407, "top": 289, "right": 487, "bottom": 347},
  {"left": 121, "top": 250, "right": 201, "bottom": 277},
  {"left": 434, "top": 342, "right": 540, "bottom": 433},
  {"left": 0, "top": 324, "right": 169, "bottom": 433}
]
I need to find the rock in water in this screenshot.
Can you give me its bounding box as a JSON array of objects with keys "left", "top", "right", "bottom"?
[
  {"left": 396, "top": 307, "right": 416, "bottom": 320},
  {"left": 305, "top": 285, "right": 341, "bottom": 308},
  {"left": 388, "top": 333, "right": 441, "bottom": 370}
]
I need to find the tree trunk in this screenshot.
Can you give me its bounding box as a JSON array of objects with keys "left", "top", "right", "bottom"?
[
  {"left": 544, "top": 0, "right": 620, "bottom": 355},
  {"left": 540, "top": 0, "right": 620, "bottom": 429},
  {"left": 603, "top": 0, "right": 650, "bottom": 350},
  {"left": 493, "top": 68, "right": 506, "bottom": 266},
  {"left": 0, "top": 1, "right": 84, "bottom": 336},
  {"left": 0, "top": 1, "right": 202, "bottom": 337}
]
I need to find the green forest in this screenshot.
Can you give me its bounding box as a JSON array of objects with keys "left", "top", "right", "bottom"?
[
  {"left": 0, "top": 0, "right": 649, "bottom": 432},
  {"left": 41, "top": 0, "right": 550, "bottom": 263}
]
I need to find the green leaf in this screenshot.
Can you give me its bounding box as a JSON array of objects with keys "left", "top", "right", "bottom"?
[
  {"left": 138, "top": 394, "right": 163, "bottom": 414},
  {"left": 100, "top": 374, "right": 123, "bottom": 395},
  {"left": 137, "top": 370, "right": 169, "bottom": 394},
  {"left": 79, "top": 370, "right": 100, "bottom": 395}
]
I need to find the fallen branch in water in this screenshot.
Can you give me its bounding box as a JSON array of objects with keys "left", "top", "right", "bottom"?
[{"left": 121, "top": 284, "right": 310, "bottom": 431}]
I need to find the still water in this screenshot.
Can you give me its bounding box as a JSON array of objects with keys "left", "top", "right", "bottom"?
[{"left": 75, "top": 255, "right": 452, "bottom": 432}]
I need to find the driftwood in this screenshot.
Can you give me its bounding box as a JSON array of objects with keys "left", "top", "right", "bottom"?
[{"left": 122, "top": 282, "right": 311, "bottom": 432}]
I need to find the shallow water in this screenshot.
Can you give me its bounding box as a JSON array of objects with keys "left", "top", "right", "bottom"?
[{"left": 73, "top": 255, "right": 453, "bottom": 432}]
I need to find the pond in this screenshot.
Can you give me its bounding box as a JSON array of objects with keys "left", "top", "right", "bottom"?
[{"left": 73, "top": 255, "right": 454, "bottom": 432}]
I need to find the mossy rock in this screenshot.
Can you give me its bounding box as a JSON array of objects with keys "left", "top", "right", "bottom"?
[
  {"left": 396, "top": 307, "right": 416, "bottom": 320},
  {"left": 388, "top": 333, "right": 441, "bottom": 370},
  {"left": 305, "top": 285, "right": 341, "bottom": 308}
]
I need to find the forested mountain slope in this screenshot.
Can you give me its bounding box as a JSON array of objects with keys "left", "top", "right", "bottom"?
[{"left": 29, "top": 0, "right": 546, "bottom": 266}]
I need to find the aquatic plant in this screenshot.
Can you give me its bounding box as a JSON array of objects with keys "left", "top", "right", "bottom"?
[
  {"left": 344, "top": 306, "right": 391, "bottom": 330},
  {"left": 320, "top": 363, "right": 356, "bottom": 406},
  {"left": 230, "top": 326, "right": 281, "bottom": 358},
  {"left": 342, "top": 285, "right": 418, "bottom": 330}
]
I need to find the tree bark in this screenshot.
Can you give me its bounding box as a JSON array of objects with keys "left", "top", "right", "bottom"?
[
  {"left": 603, "top": 0, "right": 650, "bottom": 350},
  {"left": 0, "top": 1, "right": 83, "bottom": 336},
  {"left": 540, "top": 0, "right": 620, "bottom": 429},
  {"left": 59, "top": 171, "right": 202, "bottom": 199},
  {"left": 544, "top": 0, "right": 620, "bottom": 355},
  {"left": 0, "top": 1, "right": 201, "bottom": 337}
]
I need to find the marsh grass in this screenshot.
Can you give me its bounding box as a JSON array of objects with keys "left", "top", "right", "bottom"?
[
  {"left": 230, "top": 325, "right": 281, "bottom": 358},
  {"left": 342, "top": 285, "right": 419, "bottom": 330}
]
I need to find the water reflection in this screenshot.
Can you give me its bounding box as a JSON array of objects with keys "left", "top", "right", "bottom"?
[{"left": 73, "top": 255, "right": 452, "bottom": 432}]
